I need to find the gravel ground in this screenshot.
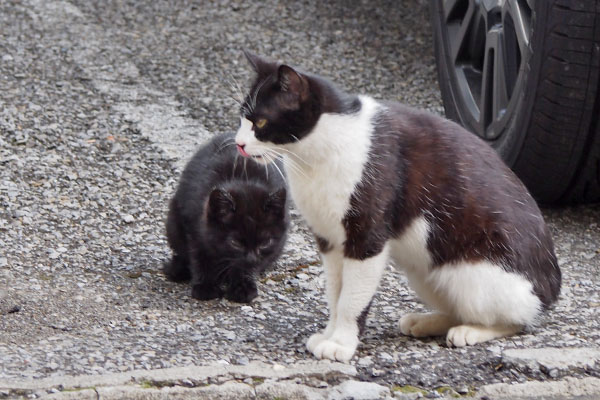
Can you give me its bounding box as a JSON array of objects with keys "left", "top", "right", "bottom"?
[{"left": 1, "top": 0, "right": 599, "bottom": 398}]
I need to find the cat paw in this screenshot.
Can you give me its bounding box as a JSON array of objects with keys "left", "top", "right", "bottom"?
[
  {"left": 399, "top": 313, "right": 423, "bottom": 336},
  {"left": 447, "top": 325, "right": 487, "bottom": 347},
  {"left": 446, "top": 324, "right": 520, "bottom": 347},
  {"left": 225, "top": 281, "right": 258, "bottom": 303},
  {"left": 191, "top": 284, "right": 223, "bottom": 301},
  {"left": 225, "top": 288, "right": 258, "bottom": 303},
  {"left": 311, "top": 339, "right": 357, "bottom": 363},
  {"left": 306, "top": 333, "right": 328, "bottom": 353},
  {"left": 163, "top": 257, "right": 191, "bottom": 282},
  {"left": 400, "top": 313, "right": 455, "bottom": 338}
]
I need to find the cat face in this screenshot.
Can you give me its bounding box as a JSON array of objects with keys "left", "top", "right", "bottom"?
[
  {"left": 235, "top": 52, "right": 321, "bottom": 163},
  {"left": 205, "top": 182, "right": 287, "bottom": 272}
]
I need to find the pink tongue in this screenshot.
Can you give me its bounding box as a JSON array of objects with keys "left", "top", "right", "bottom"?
[{"left": 237, "top": 144, "right": 250, "bottom": 157}]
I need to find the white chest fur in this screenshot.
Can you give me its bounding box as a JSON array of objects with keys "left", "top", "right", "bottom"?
[{"left": 284, "top": 96, "right": 380, "bottom": 247}]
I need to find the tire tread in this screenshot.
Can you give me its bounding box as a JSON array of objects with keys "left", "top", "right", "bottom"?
[{"left": 512, "top": 0, "right": 600, "bottom": 203}]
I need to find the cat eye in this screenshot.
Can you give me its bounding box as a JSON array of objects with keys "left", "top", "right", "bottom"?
[
  {"left": 258, "top": 239, "right": 274, "bottom": 251},
  {"left": 229, "top": 239, "right": 244, "bottom": 250},
  {"left": 254, "top": 118, "right": 267, "bottom": 129}
]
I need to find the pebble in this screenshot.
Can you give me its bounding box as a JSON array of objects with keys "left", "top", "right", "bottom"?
[
  {"left": 358, "top": 356, "right": 373, "bottom": 367},
  {"left": 122, "top": 214, "right": 135, "bottom": 223}
]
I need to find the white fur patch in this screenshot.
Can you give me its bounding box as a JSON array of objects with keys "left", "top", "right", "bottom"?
[
  {"left": 427, "top": 261, "right": 542, "bottom": 326},
  {"left": 309, "top": 244, "right": 390, "bottom": 362},
  {"left": 284, "top": 96, "right": 380, "bottom": 247},
  {"left": 390, "top": 216, "right": 433, "bottom": 273},
  {"left": 390, "top": 217, "right": 449, "bottom": 313},
  {"left": 446, "top": 324, "right": 521, "bottom": 347},
  {"left": 235, "top": 117, "right": 255, "bottom": 149}
]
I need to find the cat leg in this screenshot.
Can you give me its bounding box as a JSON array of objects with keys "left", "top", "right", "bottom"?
[
  {"left": 447, "top": 324, "right": 521, "bottom": 347},
  {"left": 163, "top": 254, "right": 192, "bottom": 282},
  {"left": 311, "top": 245, "right": 389, "bottom": 362},
  {"left": 224, "top": 274, "right": 258, "bottom": 303},
  {"left": 189, "top": 252, "right": 224, "bottom": 301},
  {"left": 307, "top": 249, "right": 343, "bottom": 352},
  {"left": 191, "top": 281, "right": 224, "bottom": 300},
  {"left": 400, "top": 312, "right": 458, "bottom": 338}
]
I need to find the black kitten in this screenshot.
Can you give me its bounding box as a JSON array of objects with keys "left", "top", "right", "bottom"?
[{"left": 164, "top": 132, "right": 289, "bottom": 303}]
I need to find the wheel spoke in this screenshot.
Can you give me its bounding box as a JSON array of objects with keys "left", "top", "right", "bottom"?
[
  {"left": 492, "top": 29, "right": 510, "bottom": 127},
  {"left": 447, "top": 0, "right": 477, "bottom": 63},
  {"left": 480, "top": 43, "right": 495, "bottom": 136},
  {"left": 504, "top": 0, "right": 531, "bottom": 53},
  {"left": 443, "top": 0, "right": 464, "bottom": 21}
]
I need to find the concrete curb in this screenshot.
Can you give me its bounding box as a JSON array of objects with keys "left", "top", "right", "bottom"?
[
  {"left": 0, "top": 361, "right": 356, "bottom": 399},
  {"left": 2, "top": 361, "right": 600, "bottom": 399},
  {"left": 478, "top": 377, "right": 600, "bottom": 400}
]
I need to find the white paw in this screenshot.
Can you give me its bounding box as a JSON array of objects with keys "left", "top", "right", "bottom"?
[
  {"left": 399, "top": 313, "right": 422, "bottom": 336},
  {"left": 306, "top": 333, "right": 328, "bottom": 353},
  {"left": 447, "top": 325, "right": 484, "bottom": 347},
  {"left": 400, "top": 313, "right": 453, "bottom": 338},
  {"left": 312, "top": 339, "right": 357, "bottom": 363}
]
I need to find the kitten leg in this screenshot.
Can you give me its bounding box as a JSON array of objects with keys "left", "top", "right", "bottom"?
[
  {"left": 307, "top": 249, "right": 343, "bottom": 352},
  {"left": 225, "top": 275, "right": 258, "bottom": 303},
  {"left": 311, "top": 245, "right": 389, "bottom": 362},
  {"left": 191, "top": 281, "right": 224, "bottom": 300},
  {"left": 163, "top": 254, "right": 191, "bottom": 282},
  {"left": 189, "top": 253, "right": 224, "bottom": 301},
  {"left": 400, "top": 312, "right": 458, "bottom": 338},
  {"left": 446, "top": 324, "right": 521, "bottom": 347}
]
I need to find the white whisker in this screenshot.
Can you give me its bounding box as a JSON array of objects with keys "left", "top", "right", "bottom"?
[
  {"left": 271, "top": 146, "right": 310, "bottom": 167},
  {"left": 250, "top": 76, "right": 270, "bottom": 112},
  {"left": 265, "top": 152, "right": 288, "bottom": 184},
  {"left": 232, "top": 151, "right": 240, "bottom": 179}
]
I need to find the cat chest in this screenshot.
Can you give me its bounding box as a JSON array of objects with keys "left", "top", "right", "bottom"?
[{"left": 286, "top": 167, "right": 358, "bottom": 247}]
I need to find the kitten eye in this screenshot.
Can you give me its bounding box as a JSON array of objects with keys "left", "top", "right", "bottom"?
[
  {"left": 259, "top": 239, "right": 274, "bottom": 251},
  {"left": 229, "top": 239, "right": 244, "bottom": 250},
  {"left": 255, "top": 118, "right": 267, "bottom": 129}
]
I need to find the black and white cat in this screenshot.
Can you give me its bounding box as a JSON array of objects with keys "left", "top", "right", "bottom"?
[
  {"left": 234, "top": 52, "right": 561, "bottom": 362},
  {"left": 165, "top": 132, "right": 289, "bottom": 303}
]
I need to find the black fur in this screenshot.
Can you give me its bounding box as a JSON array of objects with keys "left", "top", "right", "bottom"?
[{"left": 164, "top": 132, "right": 289, "bottom": 303}]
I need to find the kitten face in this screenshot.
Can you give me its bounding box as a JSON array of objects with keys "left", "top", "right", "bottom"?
[
  {"left": 235, "top": 53, "right": 321, "bottom": 161},
  {"left": 205, "top": 183, "right": 287, "bottom": 273}
]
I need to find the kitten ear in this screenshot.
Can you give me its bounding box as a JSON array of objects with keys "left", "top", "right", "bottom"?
[
  {"left": 243, "top": 50, "right": 275, "bottom": 75},
  {"left": 278, "top": 65, "right": 308, "bottom": 99},
  {"left": 208, "top": 188, "right": 235, "bottom": 219},
  {"left": 265, "top": 188, "right": 287, "bottom": 215}
]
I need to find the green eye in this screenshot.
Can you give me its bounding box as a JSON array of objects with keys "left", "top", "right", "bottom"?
[{"left": 255, "top": 118, "right": 267, "bottom": 129}]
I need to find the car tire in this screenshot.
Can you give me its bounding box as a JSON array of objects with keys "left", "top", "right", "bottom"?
[{"left": 430, "top": 0, "right": 600, "bottom": 204}]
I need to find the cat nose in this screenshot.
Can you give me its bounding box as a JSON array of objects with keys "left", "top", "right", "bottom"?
[{"left": 246, "top": 251, "right": 258, "bottom": 263}]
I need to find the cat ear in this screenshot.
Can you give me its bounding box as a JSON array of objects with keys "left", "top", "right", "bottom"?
[
  {"left": 265, "top": 188, "right": 287, "bottom": 215},
  {"left": 208, "top": 188, "right": 235, "bottom": 219},
  {"left": 278, "top": 65, "right": 308, "bottom": 99},
  {"left": 243, "top": 50, "right": 275, "bottom": 75}
]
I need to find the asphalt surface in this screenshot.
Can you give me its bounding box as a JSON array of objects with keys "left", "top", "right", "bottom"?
[{"left": 1, "top": 0, "right": 599, "bottom": 399}]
